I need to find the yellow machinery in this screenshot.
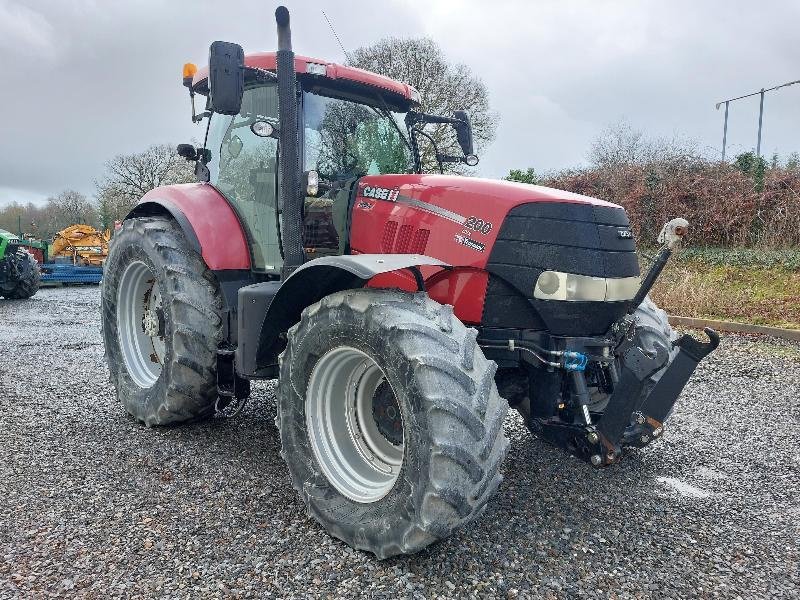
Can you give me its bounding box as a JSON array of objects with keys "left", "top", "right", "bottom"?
[{"left": 50, "top": 225, "right": 110, "bottom": 266}]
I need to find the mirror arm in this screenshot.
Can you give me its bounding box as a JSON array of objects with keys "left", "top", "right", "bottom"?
[
  {"left": 189, "top": 90, "right": 197, "bottom": 122},
  {"left": 408, "top": 110, "right": 461, "bottom": 126},
  {"left": 187, "top": 89, "right": 212, "bottom": 123},
  {"left": 413, "top": 127, "right": 444, "bottom": 174}
]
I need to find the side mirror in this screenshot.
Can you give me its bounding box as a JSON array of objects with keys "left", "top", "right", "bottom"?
[
  {"left": 177, "top": 143, "right": 197, "bottom": 161},
  {"left": 453, "top": 110, "right": 474, "bottom": 156},
  {"left": 208, "top": 41, "right": 244, "bottom": 116}
]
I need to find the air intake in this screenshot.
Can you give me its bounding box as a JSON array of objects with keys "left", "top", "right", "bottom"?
[
  {"left": 410, "top": 229, "right": 430, "bottom": 254},
  {"left": 395, "top": 224, "right": 414, "bottom": 252},
  {"left": 381, "top": 221, "right": 398, "bottom": 252}
]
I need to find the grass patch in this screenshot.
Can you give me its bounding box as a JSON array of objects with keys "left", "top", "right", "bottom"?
[
  {"left": 747, "top": 342, "right": 800, "bottom": 361},
  {"left": 646, "top": 247, "right": 800, "bottom": 329},
  {"left": 678, "top": 247, "right": 800, "bottom": 270}
]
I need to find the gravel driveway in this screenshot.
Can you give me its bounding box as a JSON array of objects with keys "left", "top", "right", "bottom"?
[{"left": 1, "top": 287, "right": 797, "bottom": 598}]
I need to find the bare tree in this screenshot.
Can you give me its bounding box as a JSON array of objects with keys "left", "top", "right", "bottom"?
[
  {"left": 589, "top": 120, "right": 700, "bottom": 168},
  {"left": 49, "top": 190, "right": 96, "bottom": 225},
  {"left": 96, "top": 144, "right": 194, "bottom": 228},
  {"left": 1, "top": 201, "right": 58, "bottom": 240},
  {"left": 0, "top": 202, "right": 25, "bottom": 235},
  {"left": 348, "top": 37, "right": 498, "bottom": 173},
  {"left": 38, "top": 190, "right": 99, "bottom": 236}
]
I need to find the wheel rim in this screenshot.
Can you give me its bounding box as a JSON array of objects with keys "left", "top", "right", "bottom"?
[
  {"left": 306, "top": 346, "right": 404, "bottom": 503},
  {"left": 116, "top": 260, "right": 165, "bottom": 389}
]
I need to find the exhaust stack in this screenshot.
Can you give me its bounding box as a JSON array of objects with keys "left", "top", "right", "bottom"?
[{"left": 275, "top": 6, "right": 305, "bottom": 277}]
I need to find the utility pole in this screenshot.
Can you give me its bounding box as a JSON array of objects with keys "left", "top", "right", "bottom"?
[
  {"left": 756, "top": 89, "right": 765, "bottom": 158},
  {"left": 721, "top": 101, "right": 729, "bottom": 161},
  {"left": 716, "top": 79, "right": 799, "bottom": 161}
]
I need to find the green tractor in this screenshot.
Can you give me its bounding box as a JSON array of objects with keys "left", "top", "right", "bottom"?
[{"left": 0, "top": 228, "right": 41, "bottom": 299}]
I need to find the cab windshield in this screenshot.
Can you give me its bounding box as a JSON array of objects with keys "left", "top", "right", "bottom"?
[{"left": 302, "top": 91, "right": 413, "bottom": 180}]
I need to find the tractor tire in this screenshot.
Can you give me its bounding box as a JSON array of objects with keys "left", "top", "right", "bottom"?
[
  {"left": 513, "top": 296, "right": 676, "bottom": 426},
  {"left": 1, "top": 248, "right": 40, "bottom": 299},
  {"left": 277, "top": 288, "right": 509, "bottom": 559},
  {"left": 101, "top": 216, "right": 222, "bottom": 426}
]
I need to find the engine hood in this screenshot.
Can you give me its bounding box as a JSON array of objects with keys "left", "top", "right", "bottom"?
[
  {"left": 349, "top": 173, "right": 629, "bottom": 272},
  {"left": 349, "top": 173, "right": 638, "bottom": 336},
  {"left": 356, "top": 174, "right": 620, "bottom": 215}
]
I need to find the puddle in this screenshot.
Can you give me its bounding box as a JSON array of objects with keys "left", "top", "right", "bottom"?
[{"left": 656, "top": 476, "right": 711, "bottom": 498}]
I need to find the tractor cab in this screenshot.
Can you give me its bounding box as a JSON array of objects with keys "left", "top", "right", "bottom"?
[
  {"left": 182, "top": 52, "right": 474, "bottom": 274},
  {"left": 186, "top": 55, "right": 415, "bottom": 272}
]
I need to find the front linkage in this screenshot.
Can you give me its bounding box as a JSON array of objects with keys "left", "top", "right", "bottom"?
[{"left": 531, "top": 318, "right": 719, "bottom": 468}]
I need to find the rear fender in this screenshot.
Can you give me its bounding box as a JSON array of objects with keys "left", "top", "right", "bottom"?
[
  {"left": 126, "top": 183, "right": 250, "bottom": 270},
  {"left": 238, "top": 254, "right": 449, "bottom": 378}
]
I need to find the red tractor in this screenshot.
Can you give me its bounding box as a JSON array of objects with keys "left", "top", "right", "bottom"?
[{"left": 102, "top": 7, "right": 718, "bottom": 558}]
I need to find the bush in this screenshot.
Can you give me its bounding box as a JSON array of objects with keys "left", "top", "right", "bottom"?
[
  {"left": 521, "top": 123, "right": 800, "bottom": 248},
  {"left": 541, "top": 161, "right": 800, "bottom": 247}
]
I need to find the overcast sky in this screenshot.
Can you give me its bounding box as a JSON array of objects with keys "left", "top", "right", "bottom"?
[{"left": 1, "top": 0, "right": 798, "bottom": 206}]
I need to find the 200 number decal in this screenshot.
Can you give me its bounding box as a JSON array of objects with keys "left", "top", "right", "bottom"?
[{"left": 464, "top": 216, "right": 493, "bottom": 235}]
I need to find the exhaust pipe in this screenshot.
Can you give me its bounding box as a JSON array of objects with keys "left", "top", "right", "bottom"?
[{"left": 275, "top": 6, "right": 305, "bottom": 277}]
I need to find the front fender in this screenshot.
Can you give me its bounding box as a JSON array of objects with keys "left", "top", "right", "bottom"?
[
  {"left": 237, "top": 254, "right": 449, "bottom": 377},
  {"left": 126, "top": 183, "right": 250, "bottom": 271}
]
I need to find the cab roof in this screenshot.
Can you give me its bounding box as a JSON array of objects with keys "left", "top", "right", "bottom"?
[{"left": 192, "top": 52, "right": 419, "bottom": 108}]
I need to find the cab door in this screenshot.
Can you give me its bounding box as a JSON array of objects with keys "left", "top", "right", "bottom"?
[{"left": 206, "top": 83, "right": 282, "bottom": 273}]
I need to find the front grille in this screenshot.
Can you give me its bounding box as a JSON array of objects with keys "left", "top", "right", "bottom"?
[{"left": 484, "top": 202, "right": 639, "bottom": 335}]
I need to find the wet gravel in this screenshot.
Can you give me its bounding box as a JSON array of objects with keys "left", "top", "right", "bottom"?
[{"left": 1, "top": 286, "right": 798, "bottom": 598}]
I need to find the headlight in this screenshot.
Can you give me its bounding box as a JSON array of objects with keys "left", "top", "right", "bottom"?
[{"left": 534, "top": 271, "right": 641, "bottom": 302}]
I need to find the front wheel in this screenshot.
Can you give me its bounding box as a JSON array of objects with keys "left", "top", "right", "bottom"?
[
  {"left": 101, "top": 217, "right": 223, "bottom": 426},
  {"left": 277, "top": 289, "right": 509, "bottom": 559}
]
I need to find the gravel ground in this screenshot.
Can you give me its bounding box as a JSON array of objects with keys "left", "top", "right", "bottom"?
[{"left": 1, "top": 287, "right": 798, "bottom": 599}]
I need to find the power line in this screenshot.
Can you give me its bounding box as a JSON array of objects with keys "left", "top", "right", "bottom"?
[{"left": 716, "top": 79, "right": 800, "bottom": 107}]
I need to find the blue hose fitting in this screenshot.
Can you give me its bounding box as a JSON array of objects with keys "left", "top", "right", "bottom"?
[{"left": 562, "top": 351, "right": 588, "bottom": 372}]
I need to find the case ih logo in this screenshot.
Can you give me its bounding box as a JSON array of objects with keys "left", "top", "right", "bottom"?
[{"left": 361, "top": 185, "right": 399, "bottom": 202}]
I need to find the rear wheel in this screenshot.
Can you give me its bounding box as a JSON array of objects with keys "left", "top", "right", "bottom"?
[
  {"left": 101, "top": 217, "right": 222, "bottom": 425},
  {"left": 277, "top": 289, "right": 509, "bottom": 559},
  {"left": 0, "top": 248, "right": 40, "bottom": 299}
]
